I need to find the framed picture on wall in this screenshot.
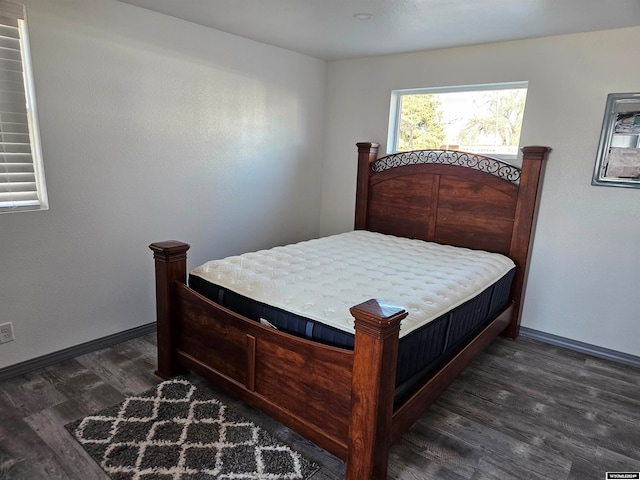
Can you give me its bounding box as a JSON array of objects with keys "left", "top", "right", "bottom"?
[{"left": 592, "top": 93, "right": 640, "bottom": 188}]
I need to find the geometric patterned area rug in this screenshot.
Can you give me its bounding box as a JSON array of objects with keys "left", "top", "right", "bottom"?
[{"left": 65, "top": 378, "right": 320, "bottom": 479}]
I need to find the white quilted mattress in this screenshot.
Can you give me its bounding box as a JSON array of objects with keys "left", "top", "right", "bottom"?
[{"left": 190, "top": 231, "right": 515, "bottom": 338}]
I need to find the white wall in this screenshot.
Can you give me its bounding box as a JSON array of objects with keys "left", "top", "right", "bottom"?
[
  {"left": 0, "top": 0, "right": 326, "bottom": 369},
  {"left": 321, "top": 27, "right": 640, "bottom": 357},
  {"left": 2, "top": 2, "right": 637, "bottom": 371}
]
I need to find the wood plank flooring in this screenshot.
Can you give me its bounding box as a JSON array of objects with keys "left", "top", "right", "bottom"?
[{"left": 0, "top": 333, "right": 639, "bottom": 479}]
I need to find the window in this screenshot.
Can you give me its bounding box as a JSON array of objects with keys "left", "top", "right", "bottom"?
[
  {"left": 388, "top": 82, "right": 528, "bottom": 160},
  {"left": 0, "top": 1, "right": 47, "bottom": 213}
]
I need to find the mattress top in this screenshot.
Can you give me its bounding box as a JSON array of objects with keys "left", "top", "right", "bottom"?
[{"left": 190, "top": 231, "right": 515, "bottom": 338}]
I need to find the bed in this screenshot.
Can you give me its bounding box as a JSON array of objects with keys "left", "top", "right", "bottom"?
[{"left": 149, "top": 142, "right": 550, "bottom": 479}]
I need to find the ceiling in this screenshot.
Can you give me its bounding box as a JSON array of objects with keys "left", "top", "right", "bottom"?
[{"left": 117, "top": 0, "right": 640, "bottom": 60}]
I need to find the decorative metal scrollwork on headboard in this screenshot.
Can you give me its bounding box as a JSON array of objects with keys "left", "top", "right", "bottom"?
[{"left": 371, "top": 150, "right": 521, "bottom": 184}]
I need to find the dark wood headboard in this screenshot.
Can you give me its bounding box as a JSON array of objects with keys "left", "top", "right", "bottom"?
[{"left": 354, "top": 142, "right": 550, "bottom": 337}]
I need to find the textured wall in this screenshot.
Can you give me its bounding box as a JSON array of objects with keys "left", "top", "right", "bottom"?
[
  {"left": 2, "top": 1, "right": 638, "bottom": 370},
  {"left": 321, "top": 27, "right": 640, "bottom": 357},
  {"left": 0, "top": 0, "right": 326, "bottom": 368}
]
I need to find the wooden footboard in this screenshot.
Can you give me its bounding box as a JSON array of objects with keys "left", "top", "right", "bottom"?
[{"left": 150, "top": 241, "right": 408, "bottom": 477}]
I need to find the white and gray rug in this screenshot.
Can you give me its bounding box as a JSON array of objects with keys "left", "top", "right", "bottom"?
[{"left": 66, "top": 378, "right": 319, "bottom": 480}]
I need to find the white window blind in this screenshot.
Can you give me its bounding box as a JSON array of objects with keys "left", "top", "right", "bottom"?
[{"left": 0, "top": 0, "right": 47, "bottom": 213}]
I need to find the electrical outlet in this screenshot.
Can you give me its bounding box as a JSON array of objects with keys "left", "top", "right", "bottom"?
[{"left": 0, "top": 322, "right": 14, "bottom": 344}]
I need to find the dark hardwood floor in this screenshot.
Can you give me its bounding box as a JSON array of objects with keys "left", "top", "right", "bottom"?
[{"left": 0, "top": 333, "right": 638, "bottom": 479}]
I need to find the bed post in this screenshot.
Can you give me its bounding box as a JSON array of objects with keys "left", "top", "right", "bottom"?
[
  {"left": 355, "top": 142, "right": 379, "bottom": 230},
  {"left": 149, "top": 240, "right": 190, "bottom": 379},
  {"left": 506, "top": 145, "right": 551, "bottom": 338},
  {"left": 346, "top": 299, "right": 408, "bottom": 480}
]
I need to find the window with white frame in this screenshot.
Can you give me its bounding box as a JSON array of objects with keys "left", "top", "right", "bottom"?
[
  {"left": 388, "top": 82, "right": 528, "bottom": 160},
  {"left": 0, "top": 1, "right": 47, "bottom": 214}
]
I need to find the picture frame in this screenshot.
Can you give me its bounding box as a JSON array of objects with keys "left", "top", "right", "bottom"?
[{"left": 592, "top": 92, "right": 640, "bottom": 188}]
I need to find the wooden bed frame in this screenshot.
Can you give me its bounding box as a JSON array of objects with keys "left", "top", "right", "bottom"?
[{"left": 149, "top": 142, "right": 550, "bottom": 479}]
